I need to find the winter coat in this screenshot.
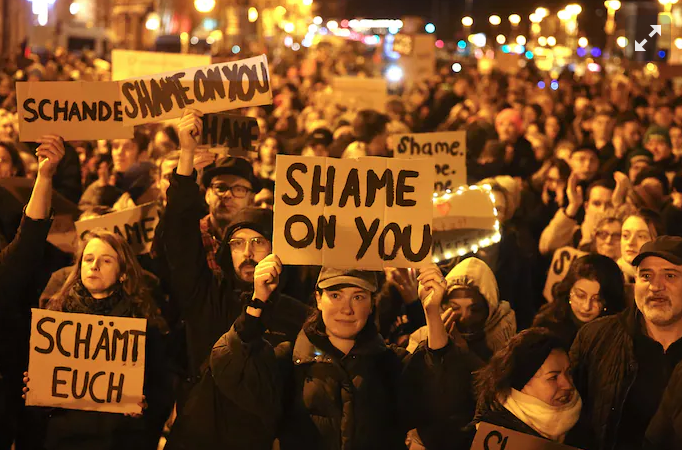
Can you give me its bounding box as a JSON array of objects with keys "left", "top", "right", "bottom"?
[
  {"left": 568, "top": 308, "right": 641, "bottom": 450},
  {"left": 154, "top": 172, "right": 309, "bottom": 380},
  {"left": 0, "top": 213, "right": 52, "bottom": 447},
  {"left": 644, "top": 362, "right": 682, "bottom": 450},
  {"left": 407, "top": 257, "right": 516, "bottom": 358},
  {"left": 532, "top": 303, "right": 585, "bottom": 348},
  {"left": 210, "top": 313, "right": 480, "bottom": 450}
]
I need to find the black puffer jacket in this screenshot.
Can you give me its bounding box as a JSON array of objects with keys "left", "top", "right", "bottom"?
[
  {"left": 210, "top": 313, "right": 469, "bottom": 450},
  {"left": 569, "top": 308, "right": 640, "bottom": 450}
]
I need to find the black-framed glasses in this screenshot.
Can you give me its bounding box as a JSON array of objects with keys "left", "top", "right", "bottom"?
[
  {"left": 210, "top": 183, "right": 252, "bottom": 198},
  {"left": 228, "top": 237, "right": 270, "bottom": 253}
]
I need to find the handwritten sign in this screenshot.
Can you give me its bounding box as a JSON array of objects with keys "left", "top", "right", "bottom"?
[
  {"left": 111, "top": 49, "right": 211, "bottom": 81},
  {"left": 394, "top": 131, "right": 466, "bottom": 193},
  {"left": 26, "top": 309, "right": 146, "bottom": 414},
  {"left": 16, "top": 82, "right": 134, "bottom": 142},
  {"left": 471, "top": 422, "right": 582, "bottom": 450},
  {"left": 118, "top": 54, "right": 272, "bottom": 126},
  {"left": 431, "top": 186, "right": 497, "bottom": 261},
  {"left": 75, "top": 203, "right": 160, "bottom": 255},
  {"left": 543, "top": 247, "right": 588, "bottom": 302},
  {"left": 273, "top": 155, "right": 434, "bottom": 269},
  {"left": 331, "top": 77, "right": 388, "bottom": 112},
  {"left": 401, "top": 34, "right": 436, "bottom": 83},
  {"left": 200, "top": 113, "right": 259, "bottom": 151}
]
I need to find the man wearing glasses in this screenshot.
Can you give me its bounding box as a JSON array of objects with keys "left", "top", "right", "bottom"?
[
  {"left": 570, "top": 236, "right": 682, "bottom": 450},
  {"left": 157, "top": 110, "right": 308, "bottom": 426}
]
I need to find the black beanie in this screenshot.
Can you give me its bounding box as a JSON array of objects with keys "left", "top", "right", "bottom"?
[
  {"left": 223, "top": 207, "right": 274, "bottom": 242},
  {"left": 509, "top": 329, "right": 567, "bottom": 391}
]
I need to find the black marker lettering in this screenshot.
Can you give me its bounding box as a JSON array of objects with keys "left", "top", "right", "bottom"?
[
  {"left": 339, "top": 169, "right": 361, "bottom": 208},
  {"left": 311, "top": 165, "right": 334, "bottom": 206},
  {"left": 34, "top": 316, "right": 56, "bottom": 354},
  {"left": 396, "top": 170, "right": 418, "bottom": 206},
  {"left": 316, "top": 215, "right": 336, "bottom": 250},
  {"left": 71, "top": 369, "right": 89, "bottom": 399},
  {"left": 89, "top": 371, "right": 106, "bottom": 403},
  {"left": 108, "top": 373, "right": 125, "bottom": 403},
  {"left": 282, "top": 163, "right": 306, "bottom": 206},
  {"left": 401, "top": 225, "right": 432, "bottom": 262},
  {"left": 23, "top": 98, "right": 38, "bottom": 122},
  {"left": 366, "top": 169, "right": 394, "bottom": 207},
  {"left": 56, "top": 320, "right": 73, "bottom": 357},
  {"left": 52, "top": 366, "right": 70, "bottom": 399},
  {"left": 355, "top": 217, "right": 380, "bottom": 260},
  {"left": 284, "top": 215, "right": 314, "bottom": 249},
  {"left": 122, "top": 82, "right": 139, "bottom": 118},
  {"left": 379, "top": 223, "right": 401, "bottom": 260}
]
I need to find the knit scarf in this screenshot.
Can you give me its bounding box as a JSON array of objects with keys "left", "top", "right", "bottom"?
[
  {"left": 501, "top": 388, "right": 582, "bottom": 442},
  {"left": 63, "top": 279, "right": 132, "bottom": 317}
]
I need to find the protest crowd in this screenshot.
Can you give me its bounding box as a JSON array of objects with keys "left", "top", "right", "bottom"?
[{"left": 2, "top": 36, "right": 682, "bottom": 450}]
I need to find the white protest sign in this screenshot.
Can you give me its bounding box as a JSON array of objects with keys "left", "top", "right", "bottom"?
[
  {"left": 16, "top": 82, "right": 134, "bottom": 142},
  {"left": 543, "top": 247, "right": 587, "bottom": 302},
  {"left": 112, "top": 49, "right": 211, "bottom": 81},
  {"left": 200, "top": 113, "right": 259, "bottom": 151},
  {"left": 431, "top": 186, "right": 497, "bottom": 262},
  {"left": 394, "top": 131, "right": 466, "bottom": 193},
  {"left": 401, "top": 34, "right": 436, "bottom": 84},
  {"left": 26, "top": 309, "right": 146, "bottom": 414},
  {"left": 471, "top": 422, "right": 582, "bottom": 450},
  {"left": 118, "top": 54, "right": 272, "bottom": 126},
  {"left": 331, "top": 77, "right": 388, "bottom": 112},
  {"left": 273, "top": 155, "right": 434, "bottom": 269},
  {"left": 75, "top": 203, "right": 160, "bottom": 254}
]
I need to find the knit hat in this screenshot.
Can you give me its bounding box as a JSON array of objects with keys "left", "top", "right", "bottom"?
[
  {"left": 495, "top": 108, "right": 523, "bottom": 134},
  {"left": 509, "top": 329, "right": 568, "bottom": 391},
  {"left": 201, "top": 156, "right": 262, "bottom": 193},
  {"left": 643, "top": 125, "right": 672, "bottom": 148},
  {"left": 625, "top": 147, "right": 654, "bottom": 172},
  {"left": 223, "top": 207, "right": 273, "bottom": 242}
]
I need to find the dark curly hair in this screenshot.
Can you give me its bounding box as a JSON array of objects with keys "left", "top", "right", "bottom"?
[{"left": 474, "top": 327, "right": 567, "bottom": 414}]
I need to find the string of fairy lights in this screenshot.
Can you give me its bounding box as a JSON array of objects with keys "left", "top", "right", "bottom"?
[{"left": 430, "top": 183, "right": 501, "bottom": 263}]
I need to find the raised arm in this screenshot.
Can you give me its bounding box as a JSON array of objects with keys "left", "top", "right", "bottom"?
[{"left": 0, "top": 135, "right": 65, "bottom": 309}]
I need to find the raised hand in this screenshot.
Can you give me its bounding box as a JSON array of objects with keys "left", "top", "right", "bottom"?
[
  {"left": 178, "top": 108, "right": 204, "bottom": 153},
  {"left": 36, "top": 135, "right": 65, "bottom": 179},
  {"left": 417, "top": 264, "right": 447, "bottom": 315},
  {"left": 252, "top": 254, "right": 282, "bottom": 303},
  {"left": 387, "top": 268, "right": 419, "bottom": 304},
  {"left": 565, "top": 172, "right": 583, "bottom": 218}
]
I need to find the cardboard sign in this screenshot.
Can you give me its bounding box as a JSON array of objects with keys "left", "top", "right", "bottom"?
[
  {"left": 200, "top": 113, "right": 259, "bottom": 151},
  {"left": 16, "top": 82, "right": 134, "bottom": 142},
  {"left": 431, "top": 187, "right": 497, "bottom": 261},
  {"left": 273, "top": 155, "right": 434, "bottom": 269},
  {"left": 118, "top": 54, "right": 272, "bottom": 126},
  {"left": 74, "top": 203, "right": 160, "bottom": 255},
  {"left": 26, "top": 309, "right": 146, "bottom": 414},
  {"left": 111, "top": 49, "right": 212, "bottom": 81},
  {"left": 331, "top": 77, "right": 388, "bottom": 112},
  {"left": 471, "top": 422, "right": 582, "bottom": 450},
  {"left": 392, "top": 34, "right": 413, "bottom": 56},
  {"left": 394, "top": 131, "right": 466, "bottom": 193},
  {"left": 401, "top": 34, "right": 437, "bottom": 83},
  {"left": 543, "top": 247, "right": 588, "bottom": 302}
]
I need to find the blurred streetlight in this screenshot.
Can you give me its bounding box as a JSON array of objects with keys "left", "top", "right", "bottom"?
[
  {"left": 529, "top": 13, "right": 541, "bottom": 23},
  {"left": 248, "top": 7, "right": 258, "bottom": 22},
  {"left": 675, "top": 37, "right": 682, "bottom": 49},
  {"left": 547, "top": 36, "right": 557, "bottom": 46},
  {"left": 516, "top": 35, "right": 527, "bottom": 45},
  {"left": 659, "top": 0, "right": 679, "bottom": 13},
  {"left": 275, "top": 6, "right": 286, "bottom": 15},
  {"left": 578, "top": 37, "right": 588, "bottom": 47},
  {"left": 566, "top": 4, "right": 583, "bottom": 15},
  {"left": 69, "top": 2, "right": 80, "bottom": 14},
  {"left": 425, "top": 23, "right": 436, "bottom": 33},
  {"left": 302, "top": 0, "right": 313, "bottom": 6},
  {"left": 284, "top": 22, "right": 295, "bottom": 33},
  {"left": 194, "top": 0, "right": 215, "bottom": 13},
  {"left": 313, "top": 16, "right": 323, "bottom": 25},
  {"left": 327, "top": 20, "right": 338, "bottom": 30},
  {"left": 557, "top": 9, "right": 571, "bottom": 20},
  {"left": 145, "top": 12, "right": 160, "bottom": 29},
  {"left": 496, "top": 34, "right": 506, "bottom": 44},
  {"left": 535, "top": 7, "right": 549, "bottom": 19},
  {"left": 538, "top": 36, "right": 547, "bottom": 46},
  {"left": 605, "top": 0, "right": 621, "bottom": 10},
  {"left": 509, "top": 14, "right": 521, "bottom": 25},
  {"left": 462, "top": 16, "right": 473, "bottom": 27},
  {"left": 489, "top": 15, "right": 501, "bottom": 25},
  {"left": 617, "top": 36, "right": 628, "bottom": 47}
]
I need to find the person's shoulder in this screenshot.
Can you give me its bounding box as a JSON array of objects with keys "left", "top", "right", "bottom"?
[{"left": 575, "top": 312, "right": 627, "bottom": 348}]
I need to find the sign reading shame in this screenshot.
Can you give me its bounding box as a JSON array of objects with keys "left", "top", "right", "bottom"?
[
  {"left": 118, "top": 54, "right": 272, "bottom": 126},
  {"left": 75, "top": 203, "right": 160, "bottom": 255},
  {"left": 470, "top": 422, "right": 582, "bottom": 450},
  {"left": 17, "top": 82, "right": 134, "bottom": 141},
  {"left": 200, "top": 113, "right": 259, "bottom": 151},
  {"left": 26, "top": 309, "right": 146, "bottom": 415},
  {"left": 543, "top": 247, "right": 587, "bottom": 302},
  {"left": 111, "top": 49, "right": 211, "bottom": 81},
  {"left": 273, "top": 156, "right": 434, "bottom": 269},
  {"left": 394, "top": 131, "right": 466, "bottom": 193}
]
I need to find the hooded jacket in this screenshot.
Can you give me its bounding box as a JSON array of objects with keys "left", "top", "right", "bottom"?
[{"left": 407, "top": 257, "right": 516, "bottom": 358}]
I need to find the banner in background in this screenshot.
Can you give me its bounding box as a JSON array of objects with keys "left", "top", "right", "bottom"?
[{"left": 111, "top": 50, "right": 212, "bottom": 81}]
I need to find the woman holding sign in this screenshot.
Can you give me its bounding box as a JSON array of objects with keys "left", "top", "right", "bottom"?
[
  {"left": 24, "top": 229, "right": 170, "bottom": 450},
  {"left": 210, "top": 258, "right": 479, "bottom": 450},
  {"left": 473, "top": 328, "right": 583, "bottom": 445}
]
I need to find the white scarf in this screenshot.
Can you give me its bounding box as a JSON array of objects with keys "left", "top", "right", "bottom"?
[{"left": 501, "top": 388, "right": 582, "bottom": 442}]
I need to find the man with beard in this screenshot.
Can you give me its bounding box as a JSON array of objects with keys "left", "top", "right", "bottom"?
[
  {"left": 570, "top": 236, "right": 682, "bottom": 450},
  {"left": 155, "top": 109, "right": 308, "bottom": 418}
]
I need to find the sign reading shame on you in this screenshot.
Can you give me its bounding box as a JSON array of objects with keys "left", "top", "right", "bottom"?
[
  {"left": 118, "top": 54, "right": 272, "bottom": 126},
  {"left": 26, "top": 309, "right": 146, "bottom": 415},
  {"left": 273, "top": 156, "right": 434, "bottom": 269},
  {"left": 393, "top": 131, "right": 466, "bottom": 193},
  {"left": 17, "top": 81, "right": 134, "bottom": 142}
]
